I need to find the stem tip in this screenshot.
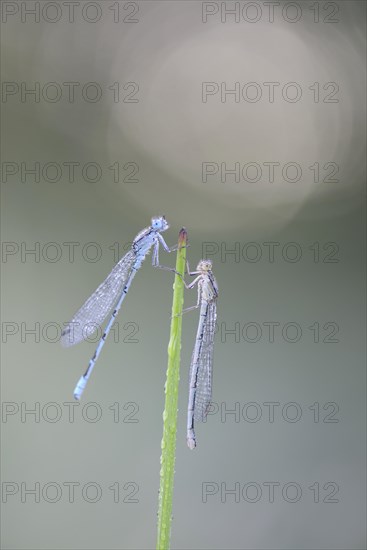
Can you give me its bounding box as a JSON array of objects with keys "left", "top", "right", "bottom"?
[{"left": 178, "top": 227, "right": 187, "bottom": 246}]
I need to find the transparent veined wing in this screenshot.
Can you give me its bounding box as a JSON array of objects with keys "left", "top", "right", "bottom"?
[
  {"left": 191, "top": 299, "right": 217, "bottom": 422},
  {"left": 61, "top": 250, "right": 136, "bottom": 347}
]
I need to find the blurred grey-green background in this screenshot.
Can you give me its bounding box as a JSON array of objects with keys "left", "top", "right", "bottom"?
[{"left": 1, "top": 1, "right": 366, "bottom": 549}]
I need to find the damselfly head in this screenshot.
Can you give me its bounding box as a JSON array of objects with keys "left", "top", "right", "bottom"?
[
  {"left": 197, "top": 259, "right": 213, "bottom": 272},
  {"left": 151, "top": 215, "right": 169, "bottom": 232}
]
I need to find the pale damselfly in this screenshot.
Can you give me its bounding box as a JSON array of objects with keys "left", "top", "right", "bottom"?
[
  {"left": 61, "top": 216, "right": 174, "bottom": 400},
  {"left": 183, "top": 259, "right": 218, "bottom": 449}
]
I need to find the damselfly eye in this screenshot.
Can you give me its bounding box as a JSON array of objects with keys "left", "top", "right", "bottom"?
[{"left": 151, "top": 216, "right": 169, "bottom": 232}]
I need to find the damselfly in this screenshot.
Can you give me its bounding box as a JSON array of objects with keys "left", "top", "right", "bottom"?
[
  {"left": 62, "top": 216, "right": 174, "bottom": 400},
  {"left": 183, "top": 259, "right": 218, "bottom": 449}
]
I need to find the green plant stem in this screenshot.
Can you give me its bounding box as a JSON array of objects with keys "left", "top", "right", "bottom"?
[{"left": 156, "top": 228, "right": 187, "bottom": 550}]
